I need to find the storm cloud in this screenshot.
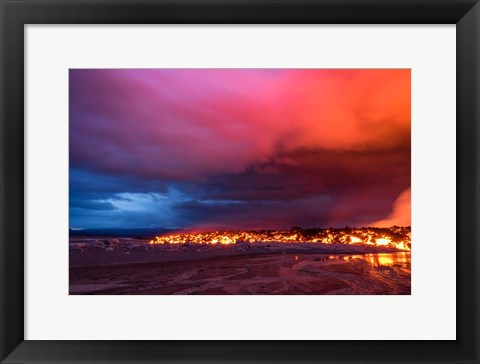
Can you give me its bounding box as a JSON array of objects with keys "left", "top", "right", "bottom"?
[{"left": 69, "top": 69, "right": 410, "bottom": 229}]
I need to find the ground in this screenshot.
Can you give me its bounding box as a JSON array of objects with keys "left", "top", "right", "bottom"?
[{"left": 69, "top": 241, "right": 410, "bottom": 295}]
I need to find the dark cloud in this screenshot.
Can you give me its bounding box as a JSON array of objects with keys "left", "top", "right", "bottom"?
[{"left": 69, "top": 69, "right": 410, "bottom": 229}]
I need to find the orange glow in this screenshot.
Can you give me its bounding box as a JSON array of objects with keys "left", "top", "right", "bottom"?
[
  {"left": 149, "top": 227, "right": 411, "bottom": 251},
  {"left": 375, "top": 238, "right": 391, "bottom": 246},
  {"left": 360, "top": 252, "right": 410, "bottom": 267},
  {"left": 372, "top": 188, "right": 411, "bottom": 228}
]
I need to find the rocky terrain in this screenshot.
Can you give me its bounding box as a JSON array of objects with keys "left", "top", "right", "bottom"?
[
  {"left": 70, "top": 252, "right": 411, "bottom": 295},
  {"left": 69, "top": 229, "right": 411, "bottom": 295},
  {"left": 70, "top": 238, "right": 406, "bottom": 267}
]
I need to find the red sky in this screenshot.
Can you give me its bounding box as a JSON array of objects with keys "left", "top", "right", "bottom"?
[{"left": 70, "top": 69, "right": 411, "bottom": 229}]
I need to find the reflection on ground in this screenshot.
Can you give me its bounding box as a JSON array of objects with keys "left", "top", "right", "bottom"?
[
  {"left": 311, "top": 252, "right": 411, "bottom": 268},
  {"left": 361, "top": 252, "right": 410, "bottom": 267},
  {"left": 70, "top": 252, "right": 411, "bottom": 295}
]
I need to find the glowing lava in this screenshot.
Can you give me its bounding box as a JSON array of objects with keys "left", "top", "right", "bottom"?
[{"left": 149, "top": 227, "right": 411, "bottom": 251}]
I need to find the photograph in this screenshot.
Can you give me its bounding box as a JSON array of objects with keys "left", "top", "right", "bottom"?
[{"left": 69, "top": 68, "right": 411, "bottom": 295}]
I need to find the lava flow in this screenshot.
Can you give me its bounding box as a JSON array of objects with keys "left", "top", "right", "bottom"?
[{"left": 150, "top": 226, "right": 411, "bottom": 251}]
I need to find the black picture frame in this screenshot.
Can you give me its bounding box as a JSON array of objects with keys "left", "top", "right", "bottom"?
[{"left": 1, "top": 0, "right": 479, "bottom": 363}]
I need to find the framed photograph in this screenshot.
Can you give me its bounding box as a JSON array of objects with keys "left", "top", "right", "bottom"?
[{"left": 1, "top": 0, "right": 478, "bottom": 363}]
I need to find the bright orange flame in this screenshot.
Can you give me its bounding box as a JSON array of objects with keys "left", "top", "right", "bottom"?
[{"left": 375, "top": 238, "right": 391, "bottom": 246}]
